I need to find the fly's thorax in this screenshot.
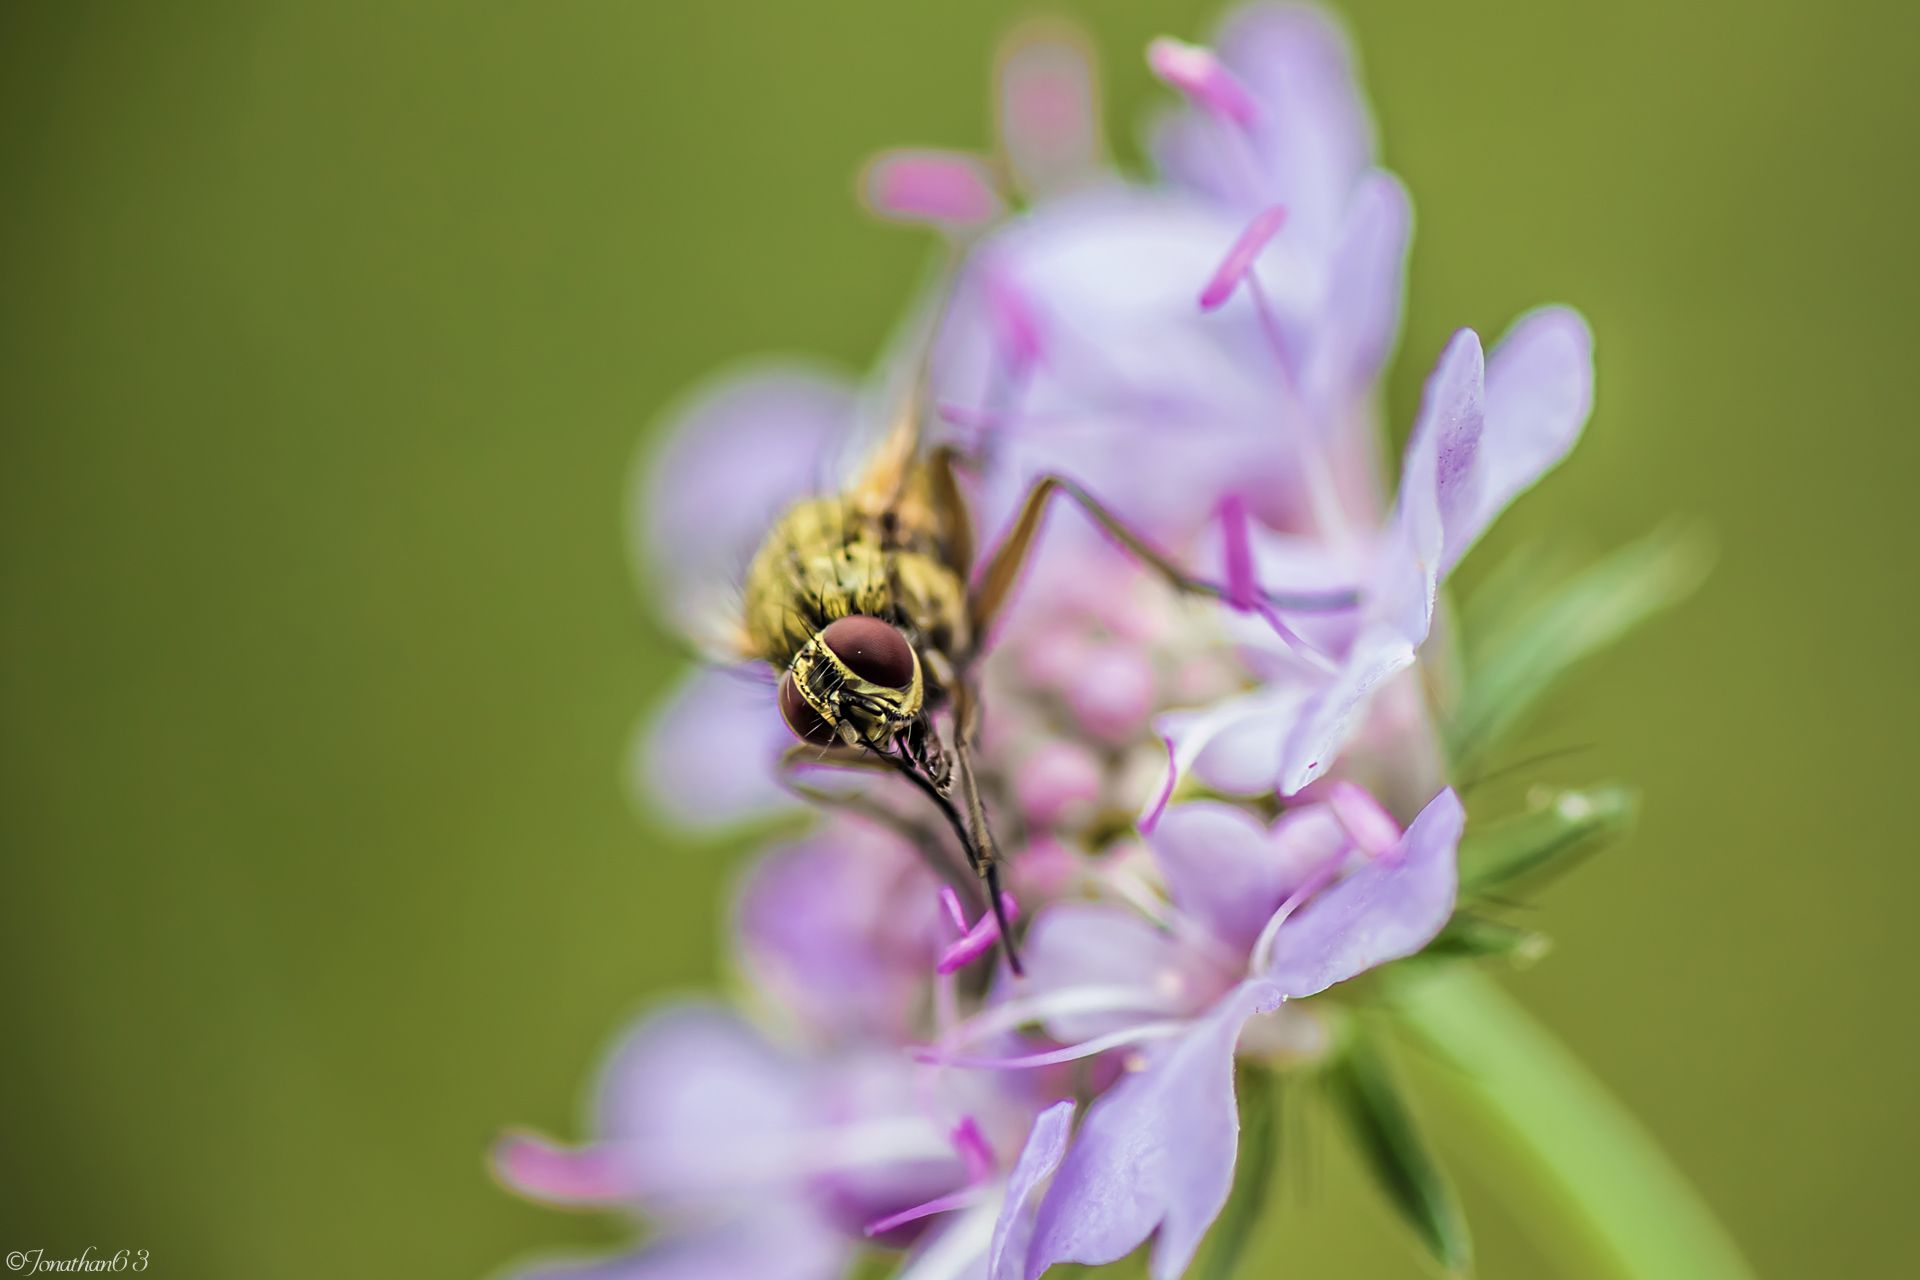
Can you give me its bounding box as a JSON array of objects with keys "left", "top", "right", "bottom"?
[
  {"left": 780, "top": 615, "right": 926, "bottom": 750},
  {"left": 742, "top": 492, "right": 971, "bottom": 669},
  {"left": 742, "top": 497, "right": 901, "bottom": 667}
]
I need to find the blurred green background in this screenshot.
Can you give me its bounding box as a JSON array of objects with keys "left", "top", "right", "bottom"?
[{"left": 2, "top": 1, "right": 1914, "bottom": 1276}]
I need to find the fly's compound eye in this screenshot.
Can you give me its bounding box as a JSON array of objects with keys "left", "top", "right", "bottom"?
[
  {"left": 779, "top": 670, "right": 838, "bottom": 746},
  {"left": 819, "top": 616, "right": 916, "bottom": 689}
]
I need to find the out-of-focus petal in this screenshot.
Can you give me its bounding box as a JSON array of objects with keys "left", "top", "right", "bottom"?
[
  {"left": 503, "top": 1210, "right": 849, "bottom": 1280},
  {"left": 809, "top": 1052, "right": 975, "bottom": 1238},
  {"left": 897, "top": 1201, "right": 998, "bottom": 1280},
  {"left": 1299, "top": 171, "right": 1412, "bottom": 410},
  {"left": 734, "top": 821, "right": 940, "bottom": 1044},
  {"left": 1444, "top": 306, "right": 1594, "bottom": 574},
  {"left": 634, "top": 366, "right": 857, "bottom": 631},
  {"left": 998, "top": 22, "right": 1103, "bottom": 197},
  {"left": 1262, "top": 788, "right": 1463, "bottom": 997},
  {"left": 590, "top": 1007, "right": 960, "bottom": 1226},
  {"left": 1026, "top": 980, "right": 1282, "bottom": 1280},
  {"left": 865, "top": 149, "right": 1004, "bottom": 227},
  {"left": 936, "top": 190, "right": 1311, "bottom": 545},
  {"left": 1148, "top": 801, "right": 1343, "bottom": 952},
  {"left": 591, "top": 1003, "right": 813, "bottom": 1206},
  {"left": 1151, "top": 3, "right": 1374, "bottom": 250},
  {"left": 631, "top": 665, "right": 794, "bottom": 829},
  {"left": 988, "top": 1101, "right": 1076, "bottom": 1280}
]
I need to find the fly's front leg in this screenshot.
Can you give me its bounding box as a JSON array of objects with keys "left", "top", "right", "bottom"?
[
  {"left": 949, "top": 673, "right": 1022, "bottom": 974},
  {"left": 966, "top": 474, "right": 1360, "bottom": 654}
]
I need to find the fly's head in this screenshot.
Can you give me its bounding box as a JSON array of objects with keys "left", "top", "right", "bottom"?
[{"left": 779, "top": 615, "right": 926, "bottom": 755}]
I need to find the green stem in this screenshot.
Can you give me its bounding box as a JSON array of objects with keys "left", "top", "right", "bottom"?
[{"left": 1386, "top": 966, "right": 1754, "bottom": 1280}]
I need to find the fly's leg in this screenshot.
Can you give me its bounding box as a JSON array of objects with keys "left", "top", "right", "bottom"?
[
  {"left": 947, "top": 673, "right": 1023, "bottom": 975},
  {"left": 776, "top": 744, "right": 978, "bottom": 902},
  {"left": 966, "top": 473, "right": 1361, "bottom": 652},
  {"left": 776, "top": 729, "right": 1018, "bottom": 970},
  {"left": 899, "top": 715, "right": 952, "bottom": 793},
  {"left": 923, "top": 444, "right": 976, "bottom": 582}
]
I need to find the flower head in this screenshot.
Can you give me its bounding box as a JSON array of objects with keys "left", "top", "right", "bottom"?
[{"left": 500, "top": 6, "right": 1658, "bottom": 1280}]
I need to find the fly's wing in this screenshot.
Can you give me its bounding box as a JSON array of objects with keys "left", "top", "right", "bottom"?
[
  {"left": 835, "top": 254, "right": 962, "bottom": 522},
  {"left": 845, "top": 386, "right": 977, "bottom": 586},
  {"left": 847, "top": 394, "right": 923, "bottom": 521},
  {"left": 843, "top": 312, "right": 978, "bottom": 580}
]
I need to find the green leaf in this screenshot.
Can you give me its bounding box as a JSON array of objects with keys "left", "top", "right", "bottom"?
[
  {"left": 1387, "top": 966, "right": 1755, "bottom": 1280},
  {"left": 1423, "top": 913, "right": 1552, "bottom": 965},
  {"left": 1458, "top": 784, "right": 1638, "bottom": 896},
  {"left": 1326, "top": 1025, "right": 1472, "bottom": 1276},
  {"left": 1191, "top": 1064, "right": 1280, "bottom": 1280},
  {"left": 1448, "top": 525, "right": 1710, "bottom": 770}
]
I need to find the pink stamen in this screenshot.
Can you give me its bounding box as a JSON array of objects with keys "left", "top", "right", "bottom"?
[
  {"left": 913, "top": 1020, "right": 1189, "bottom": 1071},
  {"left": 938, "top": 886, "right": 971, "bottom": 933},
  {"left": 998, "top": 24, "right": 1099, "bottom": 191},
  {"left": 1216, "top": 496, "right": 1337, "bottom": 671},
  {"left": 937, "top": 888, "right": 1021, "bottom": 974},
  {"left": 491, "top": 1133, "right": 634, "bottom": 1205},
  {"left": 1219, "top": 494, "right": 1257, "bottom": 609},
  {"left": 1249, "top": 844, "right": 1352, "bottom": 975},
  {"left": 863, "top": 150, "right": 1004, "bottom": 227},
  {"left": 1200, "top": 205, "right": 1287, "bottom": 311},
  {"left": 1328, "top": 781, "right": 1404, "bottom": 860},
  {"left": 1147, "top": 38, "right": 1260, "bottom": 127},
  {"left": 950, "top": 1116, "right": 996, "bottom": 1184},
  {"left": 863, "top": 1187, "right": 985, "bottom": 1238},
  {"left": 1139, "top": 736, "right": 1179, "bottom": 834}
]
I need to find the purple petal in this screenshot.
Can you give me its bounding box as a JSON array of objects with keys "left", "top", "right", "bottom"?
[
  {"left": 1215, "top": 3, "right": 1374, "bottom": 246},
  {"left": 1151, "top": 4, "right": 1374, "bottom": 248},
  {"left": 637, "top": 366, "right": 857, "bottom": 630},
  {"left": 898, "top": 1203, "right": 1000, "bottom": 1280},
  {"left": 504, "top": 1211, "right": 849, "bottom": 1280},
  {"left": 1150, "top": 682, "right": 1305, "bottom": 809},
  {"left": 591, "top": 1003, "right": 813, "bottom": 1204},
  {"left": 1397, "top": 327, "right": 1489, "bottom": 626},
  {"left": 734, "top": 821, "right": 940, "bottom": 1043},
  {"left": 632, "top": 665, "right": 794, "bottom": 829},
  {"left": 1273, "top": 333, "right": 1485, "bottom": 795},
  {"left": 935, "top": 190, "right": 1310, "bottom": 546},
  {"left": 1299, "top": 171, "right": 1411, "bottom": 409},
  {"left": 1147, "top": 801, "right": 1342, "bottom": 953},
  {"left": 1018, "top": 904, "right": 1196, "bottom": 1040},
  {"left": 989, "top": 1101, "right": 1076, "bottom": 1280},
  {"left": 1274, "top": 623, "right": 1416, "bottom": 797},
  {"left": 1026, "top": 981, "right": 1282, "bottom": 1280},
  {"left": 1261, "top": 788, "right": 1464, "bottom": 998},
  {"left": 1444, "top": 306, "right": 1594, "bottom": 574}
]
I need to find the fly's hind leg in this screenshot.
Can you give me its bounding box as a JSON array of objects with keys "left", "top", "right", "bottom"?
[{"left": 965, "top": 473, "right": 1361, "bottom": 655}]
